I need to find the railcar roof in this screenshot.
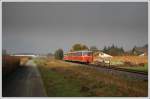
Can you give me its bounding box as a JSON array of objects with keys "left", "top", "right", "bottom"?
[{"left": 67, "top": 50, "right": 92, "bottom": 53}]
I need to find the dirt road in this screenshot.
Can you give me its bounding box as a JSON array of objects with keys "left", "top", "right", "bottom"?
[{"left": 2, "top": 59, "right": 47, "bottom": 97}]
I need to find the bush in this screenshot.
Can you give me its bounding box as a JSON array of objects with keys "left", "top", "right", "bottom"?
[{"left": 54, "top": 49, "right": 64, "bottom": 60}]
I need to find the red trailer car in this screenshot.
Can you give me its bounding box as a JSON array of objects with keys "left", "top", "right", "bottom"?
[{"left": 63, "top": 51, "right": 93, "bottom": 63}]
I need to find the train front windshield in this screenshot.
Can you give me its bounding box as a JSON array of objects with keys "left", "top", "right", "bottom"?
[{"left": 82, "top": 52, "right": 92, "bottom": 56}]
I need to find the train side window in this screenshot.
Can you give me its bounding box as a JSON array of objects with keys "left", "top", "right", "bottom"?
[
  {"left": 73, "top": 53, "right": 75, "bottom": 56},
  {"left": 79, "top": 52, "right": 82, "bottom": 56},
  {"left": 69, "top": 53, "right": 72, "bottom": 56},
  {"left": 82, "top": 52, "right": 87, "bottom": 56},
  {"left": 76, "top": 52, "right": 79, "bottom": 56},
  {"left": 75, "top": 52, "right": 81, "bottom": 56},
  {"left": 75, "top": 53, "right": 77, "bottom": 56},
  {"left": 82, "top": 52, "right": 92, "bottom": 56},
  {"left": 75, "top": 52, "right": 77, "bottom": 56}
]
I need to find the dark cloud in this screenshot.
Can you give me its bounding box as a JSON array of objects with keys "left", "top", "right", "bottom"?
[{"left": 2, "top": 2, "right": 148, "bottom": 54}]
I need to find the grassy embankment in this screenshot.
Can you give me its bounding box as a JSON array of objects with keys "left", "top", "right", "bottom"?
[{"left": 35, "top": 58, "right": 148, "bottom": 97}]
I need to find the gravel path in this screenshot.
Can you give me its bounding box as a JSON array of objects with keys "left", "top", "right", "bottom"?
[{"left": 3, "top": 60, "right": 47, "bottom": 97}]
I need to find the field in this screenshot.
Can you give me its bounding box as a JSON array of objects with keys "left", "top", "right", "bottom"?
[
  {"left": 111, "top": 56, "right": 148, "bottom": 65},
  {"left": 35, "top": 58, "right": 148, "bottom": 97}
]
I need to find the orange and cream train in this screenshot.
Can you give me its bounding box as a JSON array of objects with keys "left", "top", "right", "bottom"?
[{"left": 63, "top": 51, "right": 93, "bottom": 63}]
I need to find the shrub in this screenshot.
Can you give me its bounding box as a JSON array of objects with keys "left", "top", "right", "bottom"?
[{"left": 54, "top": 49, "right": 64, "bottom": 60}]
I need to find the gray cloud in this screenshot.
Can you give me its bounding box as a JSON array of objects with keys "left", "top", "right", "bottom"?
[{"left": 2, "top": 2, "right": 148, "bottom": 54}]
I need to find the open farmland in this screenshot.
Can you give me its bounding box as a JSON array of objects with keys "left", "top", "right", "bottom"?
[
  {"left": 112, "top": 56, "right": 148, "bottom": 65},
  {"left": 36, "top": 58, "right": 148, "bottom": 97}
]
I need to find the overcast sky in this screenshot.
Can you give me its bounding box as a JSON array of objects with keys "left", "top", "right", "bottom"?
[{"left": 2, "top": 2, "right": 148, "bottom": 54}]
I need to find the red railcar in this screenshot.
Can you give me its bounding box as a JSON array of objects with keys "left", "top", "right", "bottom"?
[{"left": 63, "top": 51, "right": 93, "bottom": 63}]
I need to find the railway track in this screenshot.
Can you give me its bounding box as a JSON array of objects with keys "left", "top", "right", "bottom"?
[
  {"left": 65, "top": 61, "right": 148, "bottom": 80},
  {"left": 89, "top": 64, "right": 148, "bottom": 75}
]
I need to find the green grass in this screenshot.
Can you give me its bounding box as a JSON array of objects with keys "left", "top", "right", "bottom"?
[
  {"left": 120, "top": 64, "right": 148, "bottom": 73},
  {"left": 38, "top": 65, "right": 123, "bottom": 97},
  {"left": 111, "top": 61, "right": 124, "bottom": 65},
  {"left": 36, "top": 58, "right": 148, "bottom": 97},
  {"left": 38, "top": 66, "right": 85, "bottom": 96}
]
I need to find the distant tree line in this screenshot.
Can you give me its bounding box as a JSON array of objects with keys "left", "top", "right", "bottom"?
[
  {"left": 54, "top": 43, "right": 148, "bottom": 60},
  {"left": 103, "top": 44, "right": 124, "bottom": 56},
  {"left": 102, "top": 44, "right": 148, "bottom": 56}
]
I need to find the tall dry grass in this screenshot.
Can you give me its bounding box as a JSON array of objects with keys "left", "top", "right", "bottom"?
[{"left": 112, "top": 56, "right": 148, "bottom": 65}]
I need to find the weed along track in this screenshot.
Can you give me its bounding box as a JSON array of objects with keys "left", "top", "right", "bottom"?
[{"left": 37, "top": 58, "right": 148, "bottom": 97}]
